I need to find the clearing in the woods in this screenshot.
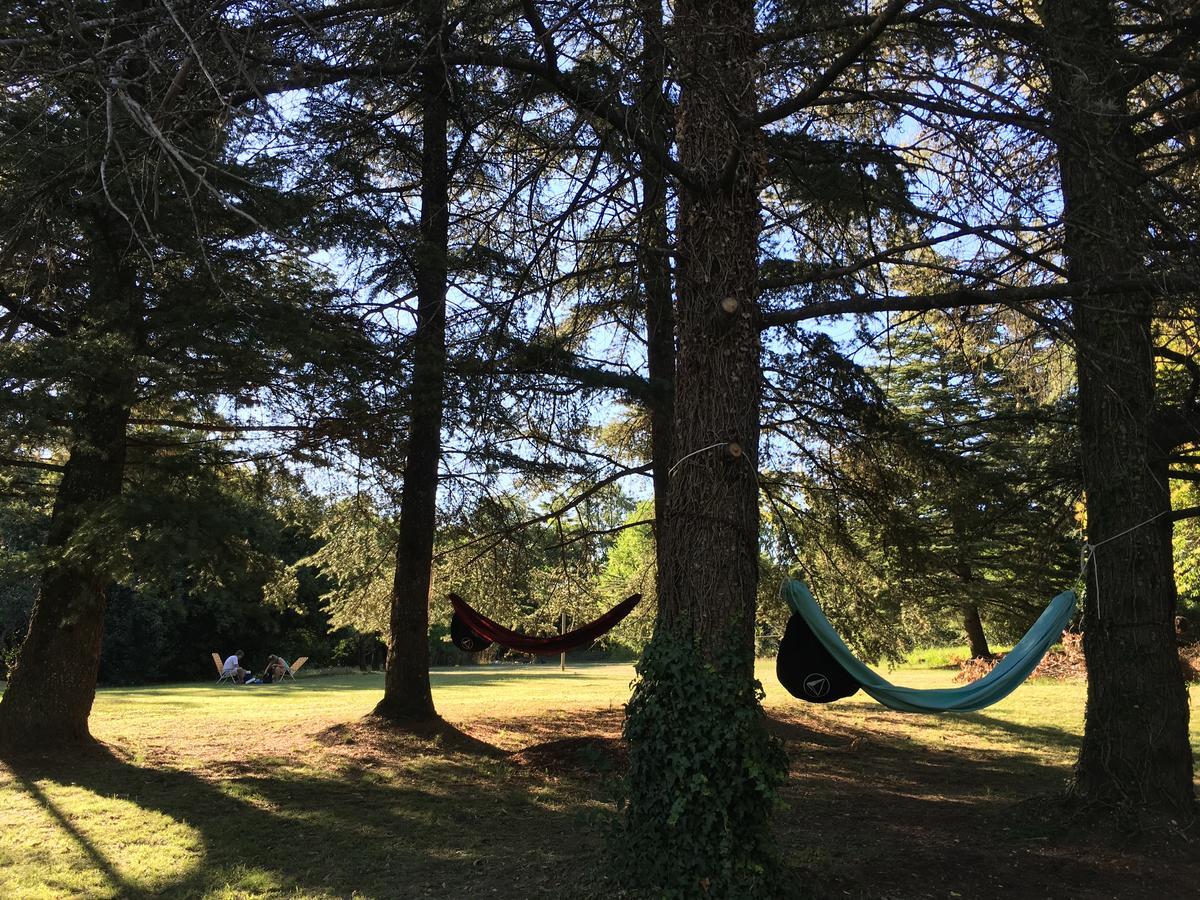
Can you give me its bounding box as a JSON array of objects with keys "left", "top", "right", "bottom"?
[{"left": 1, "top": 662, "right": 1197, "bottom": 899}]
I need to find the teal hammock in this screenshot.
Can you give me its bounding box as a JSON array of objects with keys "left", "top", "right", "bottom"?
[{"left": 781, "top": 579, "right": 1078, "bottom": 713}]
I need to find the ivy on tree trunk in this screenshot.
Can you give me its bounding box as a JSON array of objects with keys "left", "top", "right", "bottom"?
[{"left": 618, "top": 0, "right": 786, "bottom": 894}]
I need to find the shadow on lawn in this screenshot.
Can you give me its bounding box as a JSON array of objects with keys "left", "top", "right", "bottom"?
[
  {"left": 769, "top": 713, "right": 1197, "bottom": 900},
  {"left": 8, "top": 770, "right": 143, "bottom": 897},
  {"left": 7, "top": 705, "right": 1192, "bottom": 900},
  {"left": 4, "top": 722, "right": 613, "bottom": 900},
  {"left": 954, "top": 710, "right": 1084, "bottom": 752}
]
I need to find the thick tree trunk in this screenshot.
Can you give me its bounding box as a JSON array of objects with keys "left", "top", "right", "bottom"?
[
  {"left": 0, "top": 248, "right": 135, "bottom": 751},
  {"left": 618, "top": 8, "right": 782, "bottom": 894},
  {"left": 0, "top": 390, "right": 131, "bottom": 751},
  {"left": 1041, "top": 0, "right": 1194, "bottom": 815},
  {"left": 374, "top": 2, "right": 449, "bottom": 723},
  {"left": 656, "top": 0, "right": 763, "bottom": 664},
  {"left": 961, "top": 603, "right": 991, "bottom": 661},
  {"left": 637, "top": 0, "right": 675, "bottom": 576}
]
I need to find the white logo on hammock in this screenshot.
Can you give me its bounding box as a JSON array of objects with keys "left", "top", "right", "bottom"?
[{"left": 804, "top": 673, "right": 830, "bottom": 697}]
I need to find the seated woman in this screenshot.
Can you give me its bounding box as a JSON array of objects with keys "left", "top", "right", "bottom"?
[{"left": 261, "top": 654, "right": 287, "bottom": 683}]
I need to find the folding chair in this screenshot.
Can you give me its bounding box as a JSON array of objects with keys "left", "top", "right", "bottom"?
[
  {"left": 213, "top": 652, "right": 236, "bottom": 686},
  {"left": 282, "top": 656, "right": 309, "bottom": 682}
]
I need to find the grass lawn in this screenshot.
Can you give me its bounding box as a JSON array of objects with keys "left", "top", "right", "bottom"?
[{"left": 1, "top": 661, "right": 1197, "bottom": 899}]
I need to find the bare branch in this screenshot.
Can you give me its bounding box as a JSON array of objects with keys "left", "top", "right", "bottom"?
[
  {"left": 760, "top": 272, "right": 1200, "bottom": 329},
  {"left": 748, "top": 0, "right": 910, "bottom": 129}
]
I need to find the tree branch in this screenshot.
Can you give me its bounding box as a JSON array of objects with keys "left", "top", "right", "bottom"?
[
  {"left": 0, "top": 287, "right": 65, "bottom": 337},
  {"left": 0, "top": 455, "right": 64, "bottom": 472},
  {"left": 236, "top": 48, "right": 694, "bottom": 189},
  {"left": 748, "top": 0, "right": 910, "bottom": 129},
  {"left": 760, "top": 272, "right": 1200, "bottom": 329},
  {"left": 1171, "top": 505, "right": 1200, "bottom": 522},
  {"left": 128, "top": 418, "right": 309, "bottom": 433}
]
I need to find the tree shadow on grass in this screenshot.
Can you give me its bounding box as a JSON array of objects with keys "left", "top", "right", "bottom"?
[
  {"left": 6, "top": 768, "right": 143, "bottom": 897},
  {"left": 318, "top": 714, "right": 508, "bottom": 760},
  {"left": 768, "top": 712, "right": 1197, "bottom": 900},
  {"left": 955, "top": 710, "right": 1082, "bottom": 754},
  {"left": 1, "top": 723, "right": 616, "bottom": 899}
]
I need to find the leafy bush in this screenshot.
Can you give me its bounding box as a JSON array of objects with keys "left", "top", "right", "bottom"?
[
  {"left": 99, "top": 586, "right": 180, "bottom": 684},
  {"left": 614, "top": 637, "right": 788, "bottom": 899}
]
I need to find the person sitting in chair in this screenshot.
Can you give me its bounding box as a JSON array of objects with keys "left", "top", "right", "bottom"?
[
  {"left": 222, "top": 650, "right": 248, "bottom": 684},
  {"left": 261, "top": 654, "right": 287, "bottom": 683}
]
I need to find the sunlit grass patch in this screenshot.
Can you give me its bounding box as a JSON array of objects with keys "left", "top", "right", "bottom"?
[{"left": 0, "top": 770, "right": 203, "bottom": 898}]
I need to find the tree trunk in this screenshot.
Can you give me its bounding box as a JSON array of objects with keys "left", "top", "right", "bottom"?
[
  {"left": 637, "top": 0, "right": 675, "bottom": 576},
  {"left": 961, "top": 603, "right": 992, "bottom": 661},
  {"left": 0, "top": 242, "right": 135, "bottom": 751},
  {"left": 0, "top": 388, "right": 131, "bottom": 750},
  {"left": 373, "top": 1, "right": 449, "bottom": 723},
  {"left": 618, "top": 8, "right": 782, "bottom": 894},
  {"left": 950, "top": 523, "right": 991, "bottom": 660},
  {"left": 1041, "top": 0, "right": 1195, "bottom": 815},
  {"left": 656, "top": 0, "right": 763, "bottom": 663}
]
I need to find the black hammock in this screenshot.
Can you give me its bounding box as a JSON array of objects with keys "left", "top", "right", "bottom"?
[{"left": 449, "top": 592, "right": 642, "bottom": 655}]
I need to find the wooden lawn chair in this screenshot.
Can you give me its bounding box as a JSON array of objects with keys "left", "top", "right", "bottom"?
[
  {"left": 283, "top": 656, "right": 309, "bottom": 682},
  {"left": 213, "top": 652, "right": 236, "bottom": 686}
]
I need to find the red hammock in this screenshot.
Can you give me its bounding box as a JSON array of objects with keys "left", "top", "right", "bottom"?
[{"left": 448, "top": 592, "right": 642, "bottom": 656}]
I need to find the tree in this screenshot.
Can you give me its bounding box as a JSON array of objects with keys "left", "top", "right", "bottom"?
[
  {"left": 303, "top": 487, "right": 637, "bottom": 658},
  {"left": 616, "top": 0, "right": 792, "bottom": 894},
  {"left": 371, "top": 0, "right": 453, "bottom": 723},
  {"left": 776, "top": 312, "right": 1079, "bottom": 662},
  {"left": 0, "top": 0, "right": 367, "bottom": 748},
  {"left": 750, "top": 0, "right": 1199, "bottom": 818},
  {"left": 1040, "top": 0, "right": 1195, "bottom": 816}
]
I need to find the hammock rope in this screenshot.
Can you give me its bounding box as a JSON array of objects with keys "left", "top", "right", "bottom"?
[
  {"left": 449, "top": 592, "right": 642, "bottom": 656},
  {"left": 779, "top": 579, "right": 1077, "bottom": 713}
]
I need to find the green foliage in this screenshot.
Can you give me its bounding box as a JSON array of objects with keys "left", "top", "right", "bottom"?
[
  {"left": 0, "top": 471, "right": 50, "bottom": 676},
  {"left": 600, "top": 501, "right": 657, "bottom": 649},
  {"left": 97, "top": 587, "right": 181, "bottom": 685},
  {"left": 286, "top": 498, "right": 396, "bottom": 636},
  {"left": 1172, "top": 479, "right": 1200, "bottom": 619},
  {"left": 0, "top": 456, "right": 351, "bottom": 684},
  {"left": 614, "top": 638, "right": 788, "bottom": 900},
  {"left": 298, "top": 488, "right": 645, "bottom": 660},
  {"left": 769, "top": 313, "right": 1081, "bottom": 661},
  {"left": 601, "top": 503, "right": 793, "bottom": 657}
]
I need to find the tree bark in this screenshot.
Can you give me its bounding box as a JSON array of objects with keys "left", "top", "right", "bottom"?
[
  {"left": 0, "top": 264, "right": 135, "bottom": 751},
  {"left": 619, "top": 8, "right": 781, "bottom": 892},
  {"left": 961, "top": 603, "right": 991, "bottom": 661},
  {"left": 950, "top": 518, "right": 991, "bottom": 660},
  {"left": 636, "top": 0, "right": 675, "bottom": 578},
  {"left": 1041, "top": 0, "right": 1195, "bottom": 815},
  {"left": 656, "top": 0, "right": 763, "bottom": 667},
  {"left": 373, "top": 0, "right": 449, "bottom": 723}
]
